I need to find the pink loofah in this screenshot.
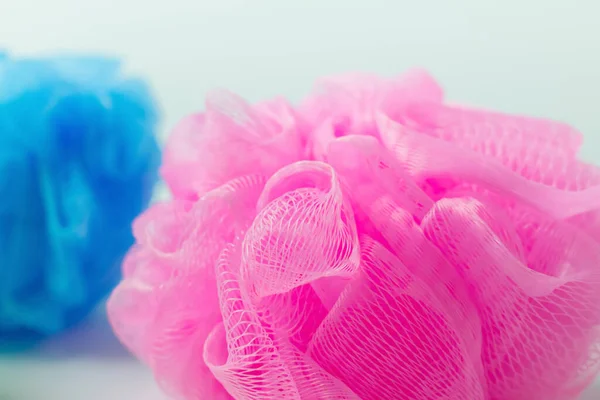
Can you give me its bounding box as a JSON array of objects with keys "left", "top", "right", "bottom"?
[{"left": 108, "top": 70, "right": 600, "bottom": 400}]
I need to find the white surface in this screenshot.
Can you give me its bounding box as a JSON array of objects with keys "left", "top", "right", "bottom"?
[
  {"left": 1, "top": 0, "right": 600, "bottom": 399},
  {"left": 0, "top": 310, "right": 597, "bottom": 400},
  {"left": 0, "top": 311, "right": 166, "bottom": 400},
  {"left": 0, "top": 310, "right": 598, "bottom": 399}
]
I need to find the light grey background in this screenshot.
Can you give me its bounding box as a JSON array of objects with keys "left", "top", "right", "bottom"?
[
  {"left": 1, "top": 0, "right": 599, "bottom": 398},
  {"left": 2, "top": 0, "right": 599, "bottom": 161}
]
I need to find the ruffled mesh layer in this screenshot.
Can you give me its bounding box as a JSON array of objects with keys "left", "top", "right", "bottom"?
[{"left": 108, "top": 70, "right": 600, "bottom": 399}]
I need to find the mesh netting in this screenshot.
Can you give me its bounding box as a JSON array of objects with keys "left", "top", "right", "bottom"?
[{"left": 108, "top": 70, "right": 600, "bottom": 400}]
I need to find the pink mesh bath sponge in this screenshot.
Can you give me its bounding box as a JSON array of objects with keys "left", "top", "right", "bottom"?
[{"left": 108, "top": 70, "right": 600, "bottom": 400}]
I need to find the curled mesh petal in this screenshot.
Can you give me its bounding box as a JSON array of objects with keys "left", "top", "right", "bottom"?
[
  {"left": 242, "top": 161, "right": 360, "bottom": 298},
  {"left": 162, "top": 92, "right": 303, "bottom": 198},
  {"left": 109, "top": 175, "right": 265, "bottom": 399},
  {"left": 422, "top": 197, "right": 600, "bottom": 400},
  {"left": 308, "top": 236, "right": 485, "bottom": 399},
  {"left": 204, "top": 243, "right": 359, "bottom": 399},
  {"left": 302, "top": 69, "right": 443, "bottom": 139},
  {"left": 378, "top": 113, "right": 600, "bottom": 218}
]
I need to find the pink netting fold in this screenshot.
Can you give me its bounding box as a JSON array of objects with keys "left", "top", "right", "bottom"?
[{"left": 108, "top": 70, "right": 600, "bottom": 400}]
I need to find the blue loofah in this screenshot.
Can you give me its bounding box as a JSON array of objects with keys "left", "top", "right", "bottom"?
[{"left": 0, "top": 53, "right": 160, "bottom": 347}]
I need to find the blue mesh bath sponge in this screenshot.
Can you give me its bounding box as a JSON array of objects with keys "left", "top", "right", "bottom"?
[{"left": 0, "top": 53, "right": 161, "bottom": 345}]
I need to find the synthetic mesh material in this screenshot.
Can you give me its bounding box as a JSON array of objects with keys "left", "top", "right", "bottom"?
[{"left": 108, "top": 70, "right": 600, "bottom": 400}]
